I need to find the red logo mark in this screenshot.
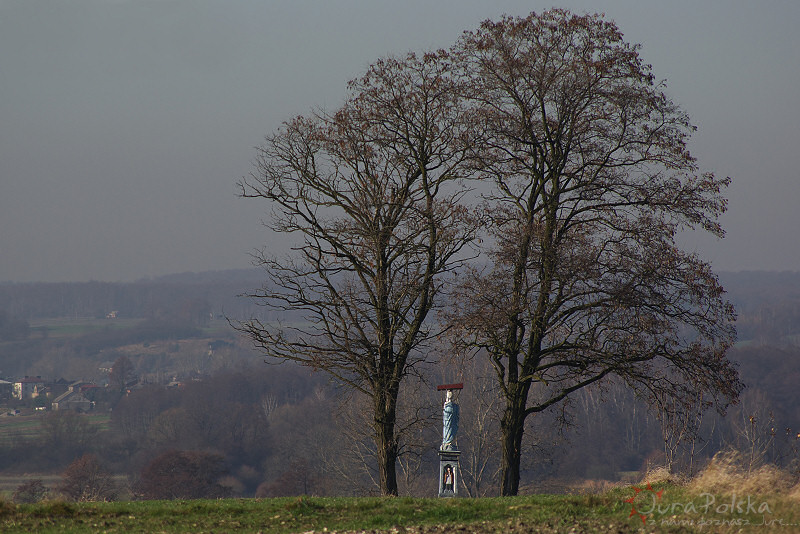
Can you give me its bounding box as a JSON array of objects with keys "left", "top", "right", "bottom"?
[{"left": 624, "top": 483, "right": 663, "bottom": 525}]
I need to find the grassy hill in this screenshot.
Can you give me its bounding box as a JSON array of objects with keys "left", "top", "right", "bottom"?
[
  {"left": 0, "top": 414, "right": 110, "bottom": 447},
  {"left": 1, "top": 483, "right": 799, "bottom": 533},
  {"left": 4, "top": 454, "right": 799, "bottom": 533}
]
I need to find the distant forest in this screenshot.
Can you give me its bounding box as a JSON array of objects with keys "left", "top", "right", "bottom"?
[
  {"left": 4, "top": 269, "right": 800, "bottom": 342},
  {"left": 1, "top": 269, "right": 799, "bottom": 498},
  {"left": 0, "top": 269, "right": 269, "bottom": 323}
]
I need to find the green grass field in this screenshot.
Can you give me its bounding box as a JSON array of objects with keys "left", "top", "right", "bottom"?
[
  {"left": 0, "top": 416, "right": 42, "bottom": 442},
  {"left": 1, "top": 485, "right": 799, "bottom": 534},
  {"left": 29, "top": 317, "right": 142, "bottom": 338},
  {"left": 0, "top": 414, "right": 111, "bottom": 446},
  {"left": 27, "top": 316, "right": 235, "bottom": 339}
]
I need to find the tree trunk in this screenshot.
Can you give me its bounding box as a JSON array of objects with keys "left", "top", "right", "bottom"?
[
  {"left": 499, "top": 408, "right": 525, "bottom": 495},
  {"left": 375, "top": 393, "right": 399, "bottom": 496},
  {"left": 376, "top": 431, "right": 398, "bottom": 496},
  {"left": 499, "top": 383, "right": 530, "bottom": 496}
]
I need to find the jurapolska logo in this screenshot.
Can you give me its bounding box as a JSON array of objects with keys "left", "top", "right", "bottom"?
[
  {"left": 624, "top": 483, "right": 663, "bottom": 525},
  {"left": 622, "top": 488, "right": 796, "bottom": 529}
]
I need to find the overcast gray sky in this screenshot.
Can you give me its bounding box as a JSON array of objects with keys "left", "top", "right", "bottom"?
[{"left": 2, "top": 0, "right": 798, "bottom": 283}]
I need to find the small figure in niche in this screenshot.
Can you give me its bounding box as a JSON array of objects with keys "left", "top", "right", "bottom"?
[{"left": 442, "top": 464, "right": 454, "bottom": 493}]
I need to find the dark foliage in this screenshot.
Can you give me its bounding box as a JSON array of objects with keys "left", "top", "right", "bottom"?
[
  {"left": 109, "top": 355, "right": 138, "bottom": 392},
  {"left": 40, "top": 411, "right": 97, "bottom": 468},
  {"left": 255, "top": 458, "right": 317, "bottom": 497},
  {"left": 134, "top": 450, "right": 230, "bottom": 500}
]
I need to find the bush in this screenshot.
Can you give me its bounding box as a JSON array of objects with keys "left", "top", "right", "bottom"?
[
  {"left": 256, "top": 458, "right": 316, "bottom": 497},
  {"left": 58, "top": 454, "right": 117, "bottom": 502},
  {"left": 12, "top": 479, "right": 49, "bottom": 504},
  {"left": 0, "top": 497, "right": 16, "bottom": 518},
  {"left": 135, "top": 450, "right": 231, "bottom": 500}
]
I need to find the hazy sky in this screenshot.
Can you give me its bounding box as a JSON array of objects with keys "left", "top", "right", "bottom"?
[{"left": 2, "top": 0, "right": 798, "bottom": 283}]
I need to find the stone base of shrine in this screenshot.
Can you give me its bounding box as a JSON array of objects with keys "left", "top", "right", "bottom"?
[{"left": 437, "top": 449, "right": 460, "bottom": 498}]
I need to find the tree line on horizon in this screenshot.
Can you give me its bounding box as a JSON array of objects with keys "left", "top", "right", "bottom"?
[
  {"left": 1, "top": 340, "right": 799, "bottom": 501},
  {"left": 2, "top": 266, "right": 800, "bottom": 500},
  {"left": 1, "top": 270, "right": 799, "bottom": 499}
]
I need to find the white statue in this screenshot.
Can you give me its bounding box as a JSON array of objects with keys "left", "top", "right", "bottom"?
[{"left": 441, "top": 389, "right": 459, "bottom": 451}]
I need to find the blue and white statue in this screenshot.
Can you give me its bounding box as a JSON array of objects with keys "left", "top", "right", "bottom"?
[{"left": 441, "top": 389, "right": 459, "bottom": 451}]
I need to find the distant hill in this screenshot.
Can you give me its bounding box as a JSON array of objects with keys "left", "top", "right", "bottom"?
[
  {"left": 718, "top": 271, "right": 800, "bottom": 344},
  {"left": 0, "top": 269, "right": 269, "bottom": 322},
  {"left": 145, "top": 269, "right": 265, "bottom": 285},
  {"left": 2, "top": 269, "right": 800, "bottom": 343},
  {"left": 719, "top": 271, "right": 800, "bottom": 307}
]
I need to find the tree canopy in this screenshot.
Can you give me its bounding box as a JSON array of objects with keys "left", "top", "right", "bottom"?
[
  {"left": 239, "top": 9, "right": 741, "bottom": 497},
  {"left": 445, "top": 9, "right": 741, "bottom": 495},
  {"left": 237, "top": 51, "right": 477, "bottom": 495}
]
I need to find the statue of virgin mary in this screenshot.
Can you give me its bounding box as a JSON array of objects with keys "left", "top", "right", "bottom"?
[{"left": 441, "top": 390, "right": 459, "bottom": 451}]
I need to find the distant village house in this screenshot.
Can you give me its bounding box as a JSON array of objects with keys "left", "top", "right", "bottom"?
[
  {"left": 12, "top": 376, "right": 45, "bottom": 400},
  {"left": 51, "top": 381, "right": 98, "bottom": 412}
]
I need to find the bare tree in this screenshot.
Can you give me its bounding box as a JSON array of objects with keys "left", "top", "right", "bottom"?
[
  {"left": 12, "top": 479, "right": 49, "bottom": 504},
  {"left": 58, "top": 454, "right": 117, "bottom": 502},
  {"left": 326, "top": 391, "right": 383, "bottom": 494},
  {"left": 458, "top": 365, "right": 502, "bottom": 497},
  {"left": 658, "top": 392, "right": 695, "bottom": 473},
  {"left": 725, "top": 388, "right": 776, "bottom": 473},
  {"left": 237, "top": 52, "right": 476, "bottom": 495},
  {"left": 447, "top": 9, "right": 742, "bottom": 495},
  {"left": 41, "top": 410, "right": 97, "bottom": 465},
  {"left": 109, "top": 354, "right": 137, "bottom": 393}
]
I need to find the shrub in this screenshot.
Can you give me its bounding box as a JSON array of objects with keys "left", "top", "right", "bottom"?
[
  {"left": 0, "top": 497, "right": 16, "bottom": 518},
  {"left": 255, "top": 458, "right": 317, "bottom": 497},
  {"left": 58, "top": 454, "right": 117, "bottom": 501},
  {"left": 134, "top": 450, "right": 231, "bottom": 500},
  {"left": 12, "top": 479, "right": 49, "bottom": 504}
]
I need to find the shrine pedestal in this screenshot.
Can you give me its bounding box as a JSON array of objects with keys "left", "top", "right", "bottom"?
[{"left": 437, "top": 450, "right": 460, "bottom": 497}]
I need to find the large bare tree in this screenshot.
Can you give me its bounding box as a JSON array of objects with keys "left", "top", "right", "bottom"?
[
  {"left": 237, "top": 52, "right": 475, "bottom": 496},
  {"left": 447, "top": 10, "right": 743, "bottom": 495}
]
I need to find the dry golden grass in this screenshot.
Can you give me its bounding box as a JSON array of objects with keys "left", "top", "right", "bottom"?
[
  {"left": 689, "top": 450, "right": 798, "bottom": 496},
  {"left": 640, "top": 465, "right": 687, "bottom": 486},
  {"left": 570, "top": 478, "right": 622, "bottom": 493}
]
